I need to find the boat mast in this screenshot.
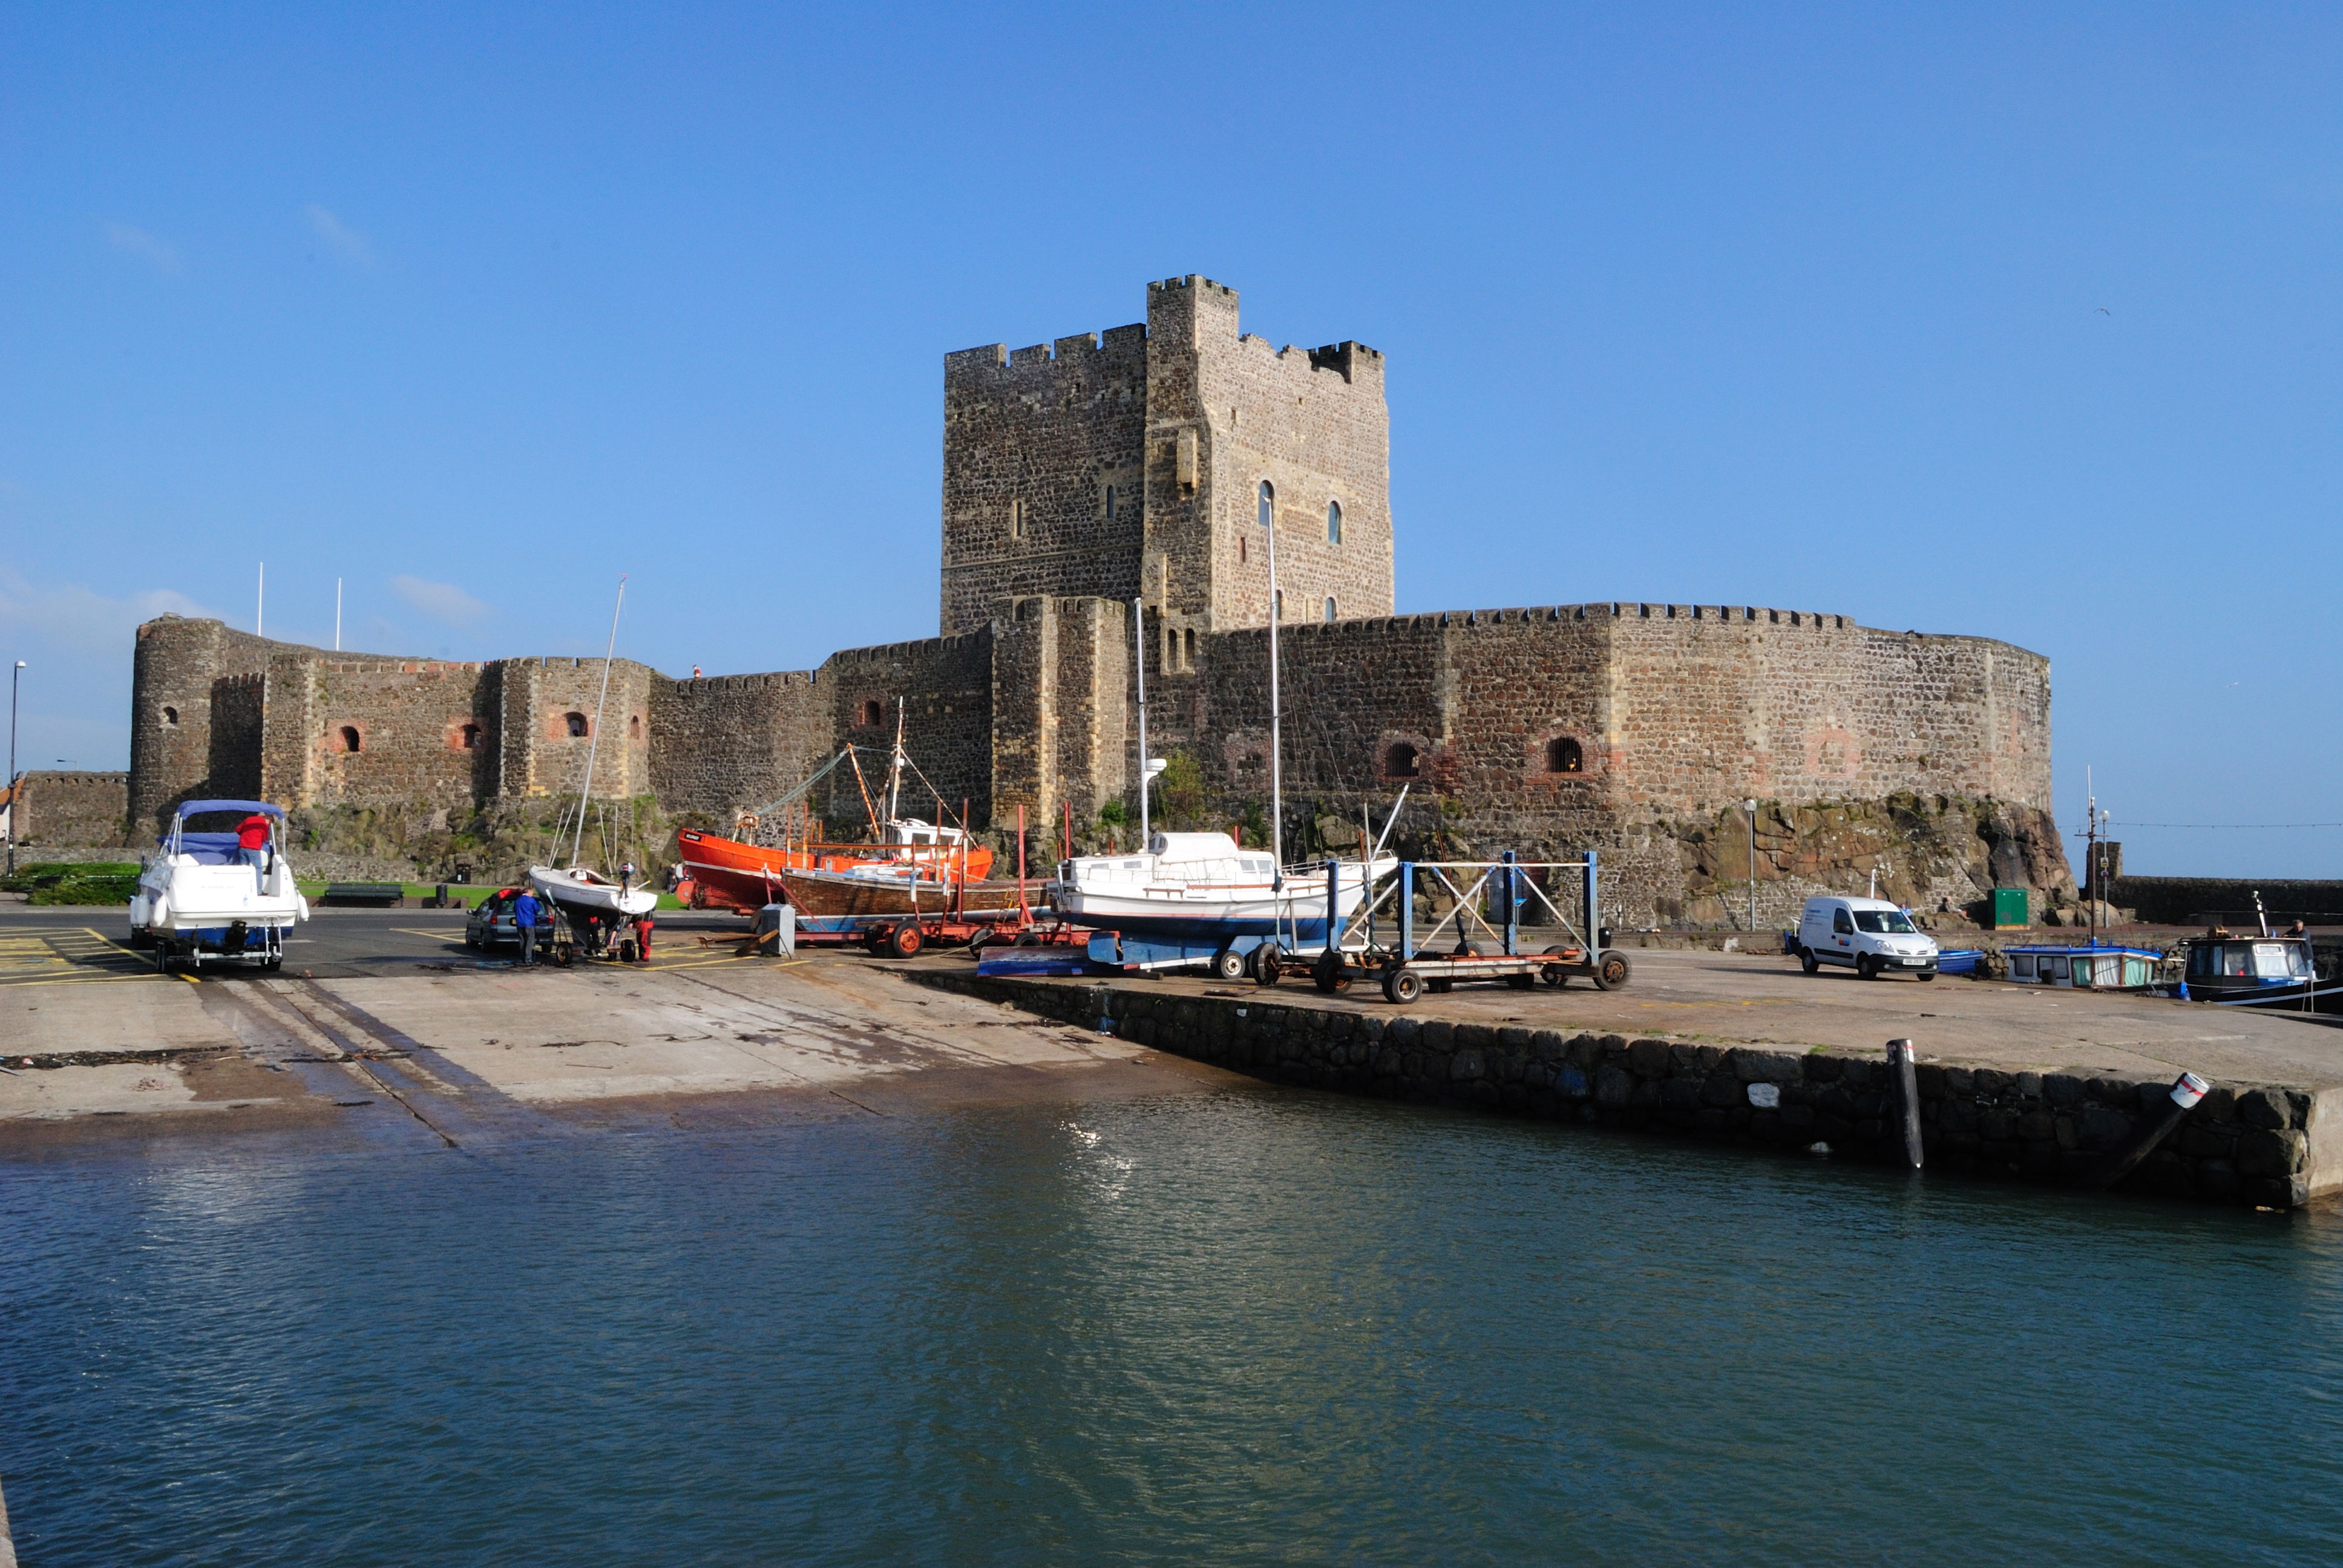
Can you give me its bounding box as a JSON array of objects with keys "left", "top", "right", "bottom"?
[
  {"left": 569, "top": 575, "right": 626, "bottom": 867},
  {"left": 1133, "top": 596, "right": 1149, "bottom": 846},
  {"left": 1265, "top": 495, "right": 1282, "bottom": 885},
  {"left": 887, "top": 698, "right": 906, "bottom": 828}
]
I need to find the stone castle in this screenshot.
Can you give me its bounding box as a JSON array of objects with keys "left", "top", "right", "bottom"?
[{"left": 116, "top": 275, "right": 2073, "bottom": 926}]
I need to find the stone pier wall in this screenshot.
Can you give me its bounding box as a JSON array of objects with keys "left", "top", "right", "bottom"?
[{"left": 917, "top": 974, "right": 2338, "bottom": 1210}]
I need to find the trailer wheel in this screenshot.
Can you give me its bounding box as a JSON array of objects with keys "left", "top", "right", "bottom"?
[
  {"left": 1591, "top": 949, "right": 1632, "bottom": 991},
  {"left": 890, "top": 923, "right": 925, "bottom": 958},
  {"left": 152, "top": 943, "right": 173, "bottom": 975},
  {"left": 1506, "top": 973, "right": 1536, "bottom": 990},
  {"left": 1212, "top": 947, "right": 1248, "bottom": 981},
  {"left": 1383, "top": 967, "right": 1424, "bottom": 1005},
  {"left": 1427, "top": 976, "right": 1452, "bottom": 993},
  {"left": 1251, "top": 942, "right": 1283, "bottom": 985},
  {"left": 1540, "top": 946, "right": 1570, "bottom": 988},
  {"left": 1312, "top": 952, "right": 1351, "bottom": 993}
]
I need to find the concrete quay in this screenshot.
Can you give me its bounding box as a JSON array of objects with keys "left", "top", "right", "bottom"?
[
  {"left": 0, "top": 911, "right": 1236, "bottom": 1151},
  {"left": 905, "top": 947, "right": 2343, "bottom": 1211}
]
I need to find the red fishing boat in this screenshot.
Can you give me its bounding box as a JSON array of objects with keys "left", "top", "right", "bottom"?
[
  {"left": 672, "top": 724, "right": 998, "bottom": 916},
  {"left": 676, "top": 820, "right": 997, "bottom": 915}
]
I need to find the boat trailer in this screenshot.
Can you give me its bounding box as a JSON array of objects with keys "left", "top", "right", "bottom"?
[{"left": 1259, "top": 852, "right": 1630, "bottom": 1005}]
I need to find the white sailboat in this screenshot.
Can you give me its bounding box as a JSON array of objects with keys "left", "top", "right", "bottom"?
[
  {"left": 1054, "top": 500, "right": 1392, "bottom": 976},
  {"left": 529, "top": 577, "right": 657, "bottom": 927}
]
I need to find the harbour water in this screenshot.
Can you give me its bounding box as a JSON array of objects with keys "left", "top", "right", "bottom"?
[{"left": 4, "top": 1086, "right": 2339, "bottom": 1565}]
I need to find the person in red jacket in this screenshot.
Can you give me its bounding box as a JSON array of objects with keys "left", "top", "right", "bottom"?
[
  {"left": 632, "top": 912, "right": 654, "bottom": 962},
  {"left": 235, "top": 812, "right": 272, "bottom": 890}
]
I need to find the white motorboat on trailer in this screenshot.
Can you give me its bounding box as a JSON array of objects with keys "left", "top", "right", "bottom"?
[
  {"left": 129, "top": 798, "right": 309, "bottom": 972},
  {"left": 1057, "top": 832, "right": 1395, "bottom": 975}
]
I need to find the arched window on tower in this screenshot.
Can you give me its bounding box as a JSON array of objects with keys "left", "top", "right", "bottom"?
[
  {"left": 1104, "top": 484, "right": 1116, "bottom": 520},
  {"left": 565, "top": 712, "right": 589, "bottom": 737},
  {"left": 338, "top": 725, "right": 362, "bottom": 754},
  {"left": 1257, "top": 481, "right": 1274, "bottom": 529},
  {"left": 1545, "top": 737, "right": 1584, "bottom": 774},
  {"left": 1274, "top": 589, "right": 1283, "bottom": 621},
  {"left": 628, "top": 714, "right": 642, "bottom": 740},
  {"left": 859, "top": 699, "right": 883, "bottom": 729},
  {"left": 162, "top": 706, "right": 179, "bottom": 726},
  {"left": 1328, "top": 500, "right": 1342, "bottom": 544},
  {"left": 1383, "top": 742, "right": 1420, "bottom": 779},
  {"left": 460, "top": 723, "right": 482, "bottom": 751},
  {"left": 1324, "top": 596, "right": 1337, "bottom": 622}
]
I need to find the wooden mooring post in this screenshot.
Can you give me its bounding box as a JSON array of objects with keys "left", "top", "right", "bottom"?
[{"left": 1886, "top": 1039, "right": 1924, "bottom": 1170}]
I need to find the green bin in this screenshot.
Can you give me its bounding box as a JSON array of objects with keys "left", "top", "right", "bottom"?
[{"left": 1990, "top": 887, "right": 2028, "bottom": 929}]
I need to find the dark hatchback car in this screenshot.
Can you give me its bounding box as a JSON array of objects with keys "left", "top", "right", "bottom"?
[{"left": 464, "top": 887, "right": 534, "bottom": 949}]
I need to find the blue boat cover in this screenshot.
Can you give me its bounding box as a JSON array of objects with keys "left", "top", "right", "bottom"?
[
  {"left": 171, "top": 831, "right": 245, "bottom": 864},
  {"left": 177, "top": 799, "right": 283, "bottom": 819}
]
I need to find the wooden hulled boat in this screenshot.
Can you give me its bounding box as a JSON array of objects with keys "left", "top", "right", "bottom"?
[
  {"left": 676, "top": 822, "right": 997, "bottom": 915},
  {"left": 775, "top": 863, "right": 1027, "bottom": 921}
]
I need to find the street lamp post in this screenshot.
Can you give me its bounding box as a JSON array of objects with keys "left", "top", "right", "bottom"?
[
  {"left": 1744, "top": 798, "right": 1758, "bottom": 935},
  {"left": 7, "top": 661, "right": 23, "bottom": 876}
]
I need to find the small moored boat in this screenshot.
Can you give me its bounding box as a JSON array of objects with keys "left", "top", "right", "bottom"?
[
  {"left": 2172, "top": 932, "right": 2341, "bottom": 1013},
  {"left": 2004, "top": 942, "right": 2166, "bottom": 992}
]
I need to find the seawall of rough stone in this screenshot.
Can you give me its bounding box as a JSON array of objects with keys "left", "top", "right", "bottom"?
[{"left": 910, "top": 973, "right": 2338, "bottom": 1211}]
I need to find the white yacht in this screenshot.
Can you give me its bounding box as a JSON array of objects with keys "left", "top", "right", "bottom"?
[{"left": 129, "top": 799, "right": 309, "bottom": 972}]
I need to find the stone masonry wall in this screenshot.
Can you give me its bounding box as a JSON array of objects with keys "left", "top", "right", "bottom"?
[
  {"left": 1150, "top": 602, "right": 2065, "bottom": 923},
  {"left": 820, "top": 631, "right": 995, "bottom": 831},
  {"left": 2108, "top": 877, "right": 2343, "bottom": 926},
  {"left": 7, "top": 771, "right": 131, "bottom": 847},
  {"left": 940, "top": 324, "right": 1149, "bottom": 636},
  {"left": 287, "top": 656, "right": 499, "bottom": 810},
  {"left": 940, "top": 975, "right": 2338, "bottom": 1210},
  {"left": 650, "top": 671, "right": 833, "bottom": 823}
]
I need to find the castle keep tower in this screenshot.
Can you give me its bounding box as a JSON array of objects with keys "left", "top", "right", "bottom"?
[{"left": 939, "top": 276, "right": 1396, "bottom": 646}]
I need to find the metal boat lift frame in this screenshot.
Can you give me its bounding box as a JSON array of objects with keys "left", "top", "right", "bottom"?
[{"left": 1259, "top": 851, "right": 1631, "bottom": 1004}]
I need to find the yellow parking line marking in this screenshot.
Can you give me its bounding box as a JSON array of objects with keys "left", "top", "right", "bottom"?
[
  {"left": 179, "top": 973, "right": 202, "bottom": 985},
  {"left": 0, "top": 972, "right": 175, "bottom": 989}
]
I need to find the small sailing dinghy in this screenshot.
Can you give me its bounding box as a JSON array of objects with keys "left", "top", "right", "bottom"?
[{"left": 527, "top": 576, "right": 658, "bottom": 957}]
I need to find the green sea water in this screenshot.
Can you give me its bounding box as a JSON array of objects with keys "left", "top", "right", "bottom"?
[{"left": 3, "top": 1087, "right": 2338, "bottom": 1564}]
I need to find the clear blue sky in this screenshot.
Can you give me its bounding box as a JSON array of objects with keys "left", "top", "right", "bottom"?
[{"left": 4, "top": 4, "right": 2338, "bottom": 876}]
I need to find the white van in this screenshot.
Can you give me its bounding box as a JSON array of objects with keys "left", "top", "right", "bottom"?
[{"left": 1797, "top": 896, "right": 1939, "bottom": 981}]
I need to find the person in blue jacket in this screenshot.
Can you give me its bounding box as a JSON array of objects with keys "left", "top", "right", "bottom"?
[{"left": 514, "top": 888, "right": 542, "bottom": 965}]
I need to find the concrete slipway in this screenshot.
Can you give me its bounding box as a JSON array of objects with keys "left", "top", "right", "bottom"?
[{"left": 1, "top": 909, "right": 2336, "bottom": 1209}]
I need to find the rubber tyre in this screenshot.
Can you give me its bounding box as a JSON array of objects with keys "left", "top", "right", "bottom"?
[
  {"left": 1312, "top": 952, "right": 1350, "bottom": 993},
  {"left": 1251, "top": 942, "right": 1283, "bottom": 986},
  {"left": 1383, "top": 967, "right": 1424, "bottom": 1005},
  {"left": 1591, "top": 949, "right": 1632, "bottom": 991},
  {"left": 1539, "top": 945, "right": 1570, "bottom": 988},
  {"left": 1916, "top": 970, "right": 1937, "bottom": 982},
  {"left": 1800, "top": 946, "right": 1821, "bottom": 975},
  {"left": 890, "top": 923, "right": 924, "bottom": 959},
  {"left": 1856, "top": 955, "right": 1878, "bottom": 981},
  {"left": 1212, "top": 947, "right": 1248, "bottom": 981},
  {"left": 1427, "top": 977, "right": 1452, "bottom": 993}
]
